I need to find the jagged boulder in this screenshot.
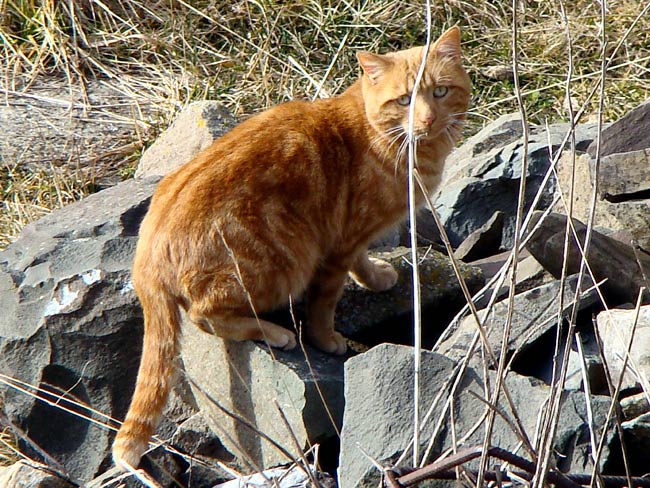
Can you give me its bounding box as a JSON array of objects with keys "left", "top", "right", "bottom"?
[
  {"left": 135, "top": 101, "right": 237, "bottom": 179},
  {"left": 0, "top": 460, "right": 75, "bottom": 488},
  {"left": 587, "top": 100, "right": 650, "bottom": 158},
  {"left": 525, "top": 212, "right": 650, "bottom": 304},
  {"left": 554, "top": 101, "right": 650, "bottom": 253},
  {"left": 339, "top": 344, "right": 617, "bottom": 488},
  {"left": 181, "top": 323, "right": 346, "bottom": 471},
  {"left": 435, "top": 113, "right": 603, "bottom": 248},
  {"left": 436, "top": 274, "right": 598, "bottom": 368},
  {"left": 595, "top": 305, "right": 650, "bottom": 392},
  {"left": 0, "top": 178, "right": 155, "bottom": 481}
]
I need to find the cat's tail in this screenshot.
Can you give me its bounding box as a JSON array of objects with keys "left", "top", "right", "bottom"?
[{"left": 112, "top": 284, "right": 181, "bottom": 470}]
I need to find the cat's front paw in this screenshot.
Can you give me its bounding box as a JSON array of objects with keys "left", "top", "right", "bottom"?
[
  {"left": 307, "top": 330, "right": 347, "bottom": 355},
  {"left": 355, "top": 258, "right": 398, "bottom": 291},
  {"left": 264, "top": 328, "right": 297, "bottom": 350}
]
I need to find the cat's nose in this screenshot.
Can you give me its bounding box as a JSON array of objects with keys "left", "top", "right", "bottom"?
[{"left": 422, "top": 113, "right": 436, "bottom": 127}]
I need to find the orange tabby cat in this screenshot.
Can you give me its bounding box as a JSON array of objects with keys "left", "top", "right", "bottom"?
[{"left": 112, "top": 26, "right": 470, "bottom": 469}]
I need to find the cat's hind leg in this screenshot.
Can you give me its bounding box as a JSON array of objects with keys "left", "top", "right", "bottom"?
[
  {"left": 349, "top": 250, "right": 398, "bottom": 292},
  {"left": 191, "top": 312, "right": 297, "bottom": 350},
  {"left": 183, "top": 267, "right": 297, "bottom": 350}
]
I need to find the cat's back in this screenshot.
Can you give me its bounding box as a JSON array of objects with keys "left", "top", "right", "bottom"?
[
  {"left": 138, "top": 89, "right": 364, "bottom": 256},
  {"left": 177, "top": 84, "right": 363, "bottom": 178}
]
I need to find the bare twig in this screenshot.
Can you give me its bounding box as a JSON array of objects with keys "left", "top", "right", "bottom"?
[{"left": 406, "top": 0, "right": 433, "bottom": 467}]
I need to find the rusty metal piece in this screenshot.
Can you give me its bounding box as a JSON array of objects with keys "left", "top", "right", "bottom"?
[
  {"left": 396, "top": 446, "right": 483, "bottom": 486},
  {"left": 383, "top": 467, "right": 403, "bottom": 488},
  {"left": 384, "top": 445, "right": 650, "bottom": 488}
]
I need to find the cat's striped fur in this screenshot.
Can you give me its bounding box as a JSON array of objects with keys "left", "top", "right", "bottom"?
[{"left": 112, "top": 26, "right": 471, "bottom": 469}]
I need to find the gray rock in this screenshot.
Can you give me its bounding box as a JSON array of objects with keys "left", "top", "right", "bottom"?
[
  {"left": 338, "top": 344, "right": 456, "bottom": 488},
  {"left": 598, "top": 199, "right": 650, "bottom": 254},
  {"left": 0, "top": 461, "right": 74, "bottom": 488},
  {"left": 526, "top": 212, "right": 650, "bottom": 304},
  {"left": 135, "top": 101, "right": 237, "bottom": 179},
  {"left": 436, "top": 113, "right": 602, "bottom": 248},
  {"left": 171, "top": 413, "right": 232, "bottom": 488},
  {"left": 453, "top": 250, "right": 553, "bottom": 311},
  {"left": 171, "top": 412, "right": 231, "bottom": 462},
  {"left": 565, "top": 330, "right": 607, "bottom": 394},
  {"left": 180, "top": 321, "right": 345, "bottom": 471},
  {"left": 595, "top": 305, "right": 650, "bottom": 392},
  {"left": 554, "top": 150, "right": 650, "bottom": 254},
  {"left": 0, "top": 178, "right": 157, "bottom": 481},
  {"left": 339, "top": 343, "right": 615, "bottom": 488},
  {"left": 595, "top": 148, "right": 650, "bottom": 200},
  {"left": 397, "top": 210, "right": 443, "bottom": 248},
  {"left": 436, "top": 274, "right": 598, "bottom": 365},
  {"left": 553, "top": 152, "right": 622, "bottom": 233},
  {"left": 587, "top": 100, "right": 650, "bottom": 158},
  {"left": 512, "top": 253, "right": 554, "bottom": 293},
  {"left": 622, "top": 412, "right": 650, "bottom": 460},
  {"left": 464, "top": 249, "right": 512, "bottom": 281},
  {"left": 621, "top": 392, "right": 650, "bottom": 421},
  {"left": 370, "top": 226, "right": 401, "bottom": 248},
  {"left": 453, "top": 210, "right": 504, "bottom": 262},
  {"left": 591, "top": 148, "right": 650, "bottom": 252}
]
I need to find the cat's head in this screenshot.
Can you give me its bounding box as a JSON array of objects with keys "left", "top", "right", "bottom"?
[{"left": 357, "top": 26, "right": 471, "bottom": 151}]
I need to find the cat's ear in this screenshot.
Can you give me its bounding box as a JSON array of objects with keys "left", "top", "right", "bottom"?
[
  {"left": 432, "top": 26, "right": 462, "bottom": 59},
  {"left": 357, "top": 52, "right": 391, "bottom": 84}
]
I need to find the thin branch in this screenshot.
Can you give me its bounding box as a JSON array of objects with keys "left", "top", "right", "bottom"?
[{"left": 406, "top": 0, "right": 433, "bottom": 467}]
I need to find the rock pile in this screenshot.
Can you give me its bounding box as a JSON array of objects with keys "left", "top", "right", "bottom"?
[{"left": 0, "top": 99, "right": 649, "bottom": 487}]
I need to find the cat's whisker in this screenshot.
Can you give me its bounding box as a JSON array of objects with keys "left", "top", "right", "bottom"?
[
  {"left": 448, "top": 120, "right": 465, "bottom": 133},
  {"left": 448, "top": 117, "right": 466, "bottom": 131},
  {"left": 444, "top": 127, "right": 457, "bottom": 147},
  {"left": 369, "top": 135, "right": 391, "bottom": 161},
  {"left": 447, "top": 121, "right": 462, "bottom": 136},
  {"left": 371, "top": 135, "right": 402, "bottom": 164},
  {"left": 384, "top": 126, "right": 404, "bottom": 136},
  {"left": 386, "top": 129, "right": 406, "bottom": 146},
  {"left": 452, "top": 110, "right": 492, "bottom": 121},
  {"left": 394, "top": 137, "right": 410, "bottom": 178},
  {"left": 369, "top": 126, "right": 406, "bottom": 162},
  {"left": 384, "top": 129, "right": 408, "bottom": 165}
]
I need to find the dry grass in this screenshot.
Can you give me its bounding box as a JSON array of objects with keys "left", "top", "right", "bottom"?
[
  {"left": 0, "top": 428, "right": 18, "bottom": 467},
  {"left": 0, "top": 165, "right": 95, "bottom": 248},
  {"left": 0, "top": 1, "right": 648, "bottom": 247}
]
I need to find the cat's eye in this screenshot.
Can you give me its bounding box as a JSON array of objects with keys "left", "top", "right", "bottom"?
[
  {"left": 395, "top": 95, "right": 411, "bottom": 106},
  {"left": 433, "top": 86, "right": 449, "bottom": 98}
]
